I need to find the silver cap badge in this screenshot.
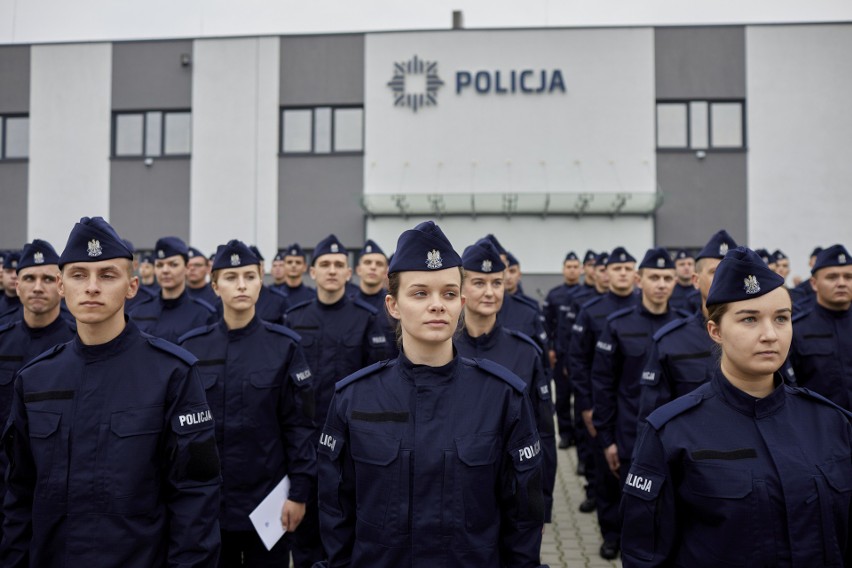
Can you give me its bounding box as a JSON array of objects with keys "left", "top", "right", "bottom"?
[
  {"left": 481, "top": 259, "right": 492, "bottom": 273},
  {"left": 230, "top": 254, "right": 240, "bottom": 266},
  {"left": 744, "top": 275, "right": 760, "bottom": 295},
  {"left": 426, "top": 249, "right": 443, "bottom": 270},
  {"left": 87, "top": 239, "right": 103, "bottom": 258},
  {"left": 33, "top": 252, "right": 45, "bottom": 265}
]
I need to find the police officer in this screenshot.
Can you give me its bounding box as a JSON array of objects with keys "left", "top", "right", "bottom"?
[
  {"left": 637, "top": 230, "right": 738, "bottom": 424},
  {"left": 544, "top": 251, "right": 584, "bottom": 352},
  {"left": 0, "top": 252, "right": 21, "bottom": 321},
  {"left": 138, "top": 253, "right": 160, "bottom": 295},
  {"left": 179, "top": 240, "right": 316, "bottom": 567},
  {"left": 129, "top": 236, "right": 217, "bottom": 343},
  {"left": 186, "top": 246, "right": 219, "bottom": 308},
  {"left": 569, "top": 246, "right": 640, "bottom": 559},
  {"left": 504, "top": 251, "right": 539, "bottom": 308},
  {"left": 315, "top": 221, "right": 548, "bottom": 568},
  {"left": 621, "top": 247, "right": 851, "bottom": 567},
  {"left": 772, "top": 249, "right": 790, "bottom": 281},
  {"left": 788, "top": 244, "right": 852, "bottom": 410},
  {"left": 351, "top": 239, "right": 397, "bottom": 358},
  {"left": 668, "top": 249, "right": 699, "bottom": 314},
  {"left": 454, "top": 238, "right": 557, "bottom": 526},
  {"left": 246, "top": 246, "right": 292, "bottom": 324},
  {"left": 1, "top": 216, "right": 221, "bottom": 567},
  {"left": 271, "top": 243, "right": 315, "bottom": 305},
  {"left": 591, "top": 248, "right": 686, "bottom": 484},
  {"left": 790, "top": 246, "right": 822, "bottom": 310}
]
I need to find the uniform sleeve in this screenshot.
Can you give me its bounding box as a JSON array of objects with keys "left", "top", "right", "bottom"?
[
  {"left": 591, "top": 324, "right": 620, "bottom": 448},
  {"left": 499, "top": 391, "right": 545, "bottom": 568},
  {"left": 164, "top": 364, "right": 222, "bottom": 567},
  {"left": 620, "top": 422, "right": 676, "bottom": 568},
  {"left": 543, "top": 293, "right": 557, "bottom": 349},
  {"left": 316, "top": 392, "right": 357, "bottom": 567},
  {"left": 1, "top": 377, "right": 34, "bottom": 568},
  {"left": 568, "top": 309, "right": 594, "bottom": 411},
  {"left": 531, "top": 356, "right": 557, "bottom": 523},
  {"left": 637, "top": 340, "right": 671, "bottom": 427},
  {"left": 279, "top": 343, "right": 317, "bottom": 503}
]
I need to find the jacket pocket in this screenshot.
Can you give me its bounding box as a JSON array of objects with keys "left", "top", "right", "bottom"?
[
  {"left": 349, "top": 427, "right": 406, "bottom": 530},
  {"left": 455, "top": 433, "right": 500, "bottom": 533},
  {"left": 108, "top": 406, "right": 164, "bottom": 511}
]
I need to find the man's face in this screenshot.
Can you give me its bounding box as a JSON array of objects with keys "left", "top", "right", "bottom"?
[
  {"left": 310, "top": 254, "right": 351, "bottom": 293},
  {"left": 639, "top": 268, "right": 676, "bottom": 308},
  {"left": 3, "top": 268, "right": 18, "bottom": 297},
  {"left": 155, "top": 255, "right": 187, "bottom": 292},
  {"left": 594, "top": 265, "right": 609, "bottom": 291},
  {"left": 675, "top": 258, "right": 695, "bottom": 284},
  {"left": 60, "top": 260, "right": 138, "bottom": 325},
  {"left": 606, "top": 262, "right": 636, "bottom": 295},
  {"left": 811, "top": 265, "right": 852, "bottom": 310},
  {"left": 356, "top": 254, "right": 388, "bottom": 288},
  {"left": 139, "top": 262, "right": 154, "bottom": 280},
  {"left": 284, "top": 256, "right": 307, "bottom": 279},
  {"left": 186, "top": 256, "right": 209, "bottom": 287},
  {"left": 583, "top": 261, "right": 596, "bottom": 285},
  {"left": 774, "top": 258, "right": 790, "bottom": 279},
  {"left": 694, "top": 258, "right": 722, "bottom": 300},
  {"left": 271, "top": 259, "right": 286, "bottom": 282},
  {"left": 17, "top": 265, "right": 62, "bottom": 316},
  {"left": 504, "top": 265, "right": 521, "bottom": 294},
  {"left": 563, "top": 260, "right": 581, "bottom": 285}
]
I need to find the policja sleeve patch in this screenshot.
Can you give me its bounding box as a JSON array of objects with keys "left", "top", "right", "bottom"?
[
  {"left": 622, "top": 465, "right": 664, "bottom": 501},
  {"left": 318, "top": 428, "right": 344, "bottom": 460},
  {"left": 172, "top": 404, "right": 214, "bottom": 434}
]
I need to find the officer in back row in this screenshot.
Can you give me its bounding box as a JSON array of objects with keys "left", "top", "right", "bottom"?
[
  {"left": 271, "top": 243, "right": 315, "bottom": 305},
  {"left": 350, "top": 239, "right": 398, "bottom": 358},
  {"left": 668, "top": 249, "right": 699, "bottom": 314},
  {"left": 790, "top": 246, "right": 822, "bottom": 310},
  {"left": 186, "top": 246, "right": 220, "bottom": 308},
  {"left": 0, "top": 253, "right": 21, "bottom": 321},
  {"left": 1, "top": 216, "right": 221, "bottom": 566}
]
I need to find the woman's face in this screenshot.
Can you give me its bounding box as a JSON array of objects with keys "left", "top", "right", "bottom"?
[
  {"left": 212, "top": 265, "right": 262, "bottom": 311},
  {"left": 386, "top": 268, "right": 464, "bottom": 348},
  {"left": 462, "top": 270, "right": 504, "bottom": 318},
  {"left": 707, "top": 287, "right": 793, "bottom": 381}
]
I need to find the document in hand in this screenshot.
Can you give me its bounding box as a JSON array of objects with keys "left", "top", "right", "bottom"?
[{"left": 249, "top": 475, "right": 291, "bottom": 551}]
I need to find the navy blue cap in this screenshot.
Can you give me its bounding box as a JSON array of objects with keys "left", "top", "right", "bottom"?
[
  {"left": 140, "top": 254, "right": 154, "bottom": 265},
  {"left": 811, "top": 244, "right": 852, "bottom": 275},
  {"left": 706, "top": 247, "right": 785, "bottom": 307},
  {"left": 212, "top": 240, "right": 261, "bottom": 272},
  {"left": 187, "top": 246, "right": 205, "bottom": 260},
  {"left": 248, "top": 245, "right": 264, "bottom": 262},
  {"left": 18, "top": 240, "right": 60, "bottom": 272},
  {"left": 754, "top": 249, "right": 771, "bottom": 264},
  {"left": 462, "top": 239, "right": 506, "bottom": 274},
  {"left": 583, "top": 250, "right": 596, "bottom": 264},
  {"left": 59, "top": 217, "right": 134, "bottom": 269},
  {"left": 388, "top": 221, "right": 462, "bottom": 274},
  {"left": 564, "top": 251, "right": 579, "bottom": 262},
  {"left": 674, "top": 249, "right": 693, "bottom": 261},
  {"left": 506, "top": 251, "right": 520, "bottom": 267},
  {"left": 605, "top": 247, "right": 636, "bottom": 267},
  {"left": 358, "top": 239, "right": 386, "bottom": 260},
  {"left": 639, "top": 247, "right": 674, "bottom": 270},
  {"left": 595, "top": 252, "right": 609, "bottom": 266},
  {"left": 312, "top": 234, "right": 347, "bottom": 264},
  {"left": 771, "top": 249, "right": 787, "bottom": 263},
  {"left": 155, "top": 236, "right": 188, "bottom": 261},
  {"left": 122, "top": 239, "right": 135, "bottom": 254},
  {"left": 696, "top": 230, "right": 738, "bottom": 261},
  {"left": 484, "top": 234, "right": 507, "bottom": 256},
  {"left": 810, "top": 246, "right": 824, "bottom": 258},
  {"left": 279, "top": 243, "right": 306, "bottom": 260},
  {"left": 3, "top": 252, "right": 20, "bottom": 271}
]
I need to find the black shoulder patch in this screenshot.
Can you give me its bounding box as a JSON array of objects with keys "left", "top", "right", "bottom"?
[
  {"left": 262, "top": 321, "right": 302, "bottom": 343},
  {"left": 352, "top": 298, "right": 379, "bottom": 315},
  {"left": 146, "top": 336, "right": 198, "bottom": 366},
  {"left": 466, "top": 357, "right": 527, "bottom": 393},
  {"left": 177, "top": 324, "right": 216, "bottom": 345},
  {"left": 190, "top": 297, "right": 217, "bottom": 314},
  {"left": 606, "top": 306, "right": 636, "bottom": 322},
  {"left": 18, "top": 343, "right": 66, "bottom": 373},
  {"left": 652, "top": 317, "right": 689, "bottom": 341},
  {"left": 646, "top": 391, "right": 704, "bottom": 429},
  {"left": 788, "top": 386, "right": 852, "bottom": 421},
  {"left": 504, "top": 327, "right": 543, "bottom": 355},
  {"left": 335, "top": 359, "right": 391, "bottom": 391}
]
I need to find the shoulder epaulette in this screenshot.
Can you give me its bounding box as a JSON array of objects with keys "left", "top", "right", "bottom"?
[
  {"left": 792, "top": 307, "right": 813, "bottom": 324},
  {"left": 145, "top": 335, "right": 198, "bottom": 366},
  {"left": 0, "top": 320, "right": 16, "bottom": 334},
  {"left": 506, "top": 294, "right": 537, "bottom": 315},
  {"left": 335, "top": 359, "right": 392, "bottom": 390},
  {"left": 513, "top": 294, "right": 541, "bottom": 313},
  {"left": 652, "top": 317, "right": 690, "bottom": 341},
  {"left": 580, "top": 295, "right": 604, "bottom": 311},
  {"left": 606, "top": 306, "right": 636, "bottom": 322},
  {"left": 18, "top": 342, "right": 67, "bottom": 373},
  {"left": 285, "top": 299, "right": 314, "bottom": 314},
  {"left": 353, "top": 298, "right": 379, "bottom": 315},
  {"left": 177, "top": 323, "right": 217, "bottom": 345},
  {"left": 503, "top": 327, "right": 543, "bottom": 355},
  {"left": 190, "top": 297, "right": 217, "bottom": 314},
  {"left": 646, "top": 391, "right": 705, "bottom": 429},
  {"left": 466, "top": 357, "right": 527, "bottom": 393},
  {"left": 787, "top": 386, "right": 852, "bottom": 421},
  {"left": 263, "top": 321, "right": 302, "bottom": 343},
  {"left": 267, "top": 287, "right": 289, "bottom": 300},
  {"left": 674, "top": 308, "right": 694, "bottom": 319}
]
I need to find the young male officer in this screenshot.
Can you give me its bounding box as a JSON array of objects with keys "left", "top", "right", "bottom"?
[
  {"left": 186, "top": 246, "right": 219, "bottom": 307},
  {"left": 668, "top": 249, "right": 699, "bottom": 314},
  {"left": 0, "top": 253, "right": 21, "bottom": 321},
  {"left": 352, "top": 239, "right": 397, "bottom": 357},
  {"left": 271, "top": 243, "right": 315, "bottom": 305},
  {"left": 1, "top": 216, "right": 221, "bottom": 567}
]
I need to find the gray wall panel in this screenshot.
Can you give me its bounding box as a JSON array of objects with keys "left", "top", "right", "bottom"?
[
  {"left": 280, "top": 35, "right": 364, "bottom": 105},
  {"left": 0, "top": 163, "right": 27, "bottom": 247},
  {"left": 112, "top": 40, "right": 192, "bottom": 110},
  {"left": 0, "top": 46, "right": 29, "bottom": 113},
  {"left": 655, "top": 152, "right": 747, "bottom": 248},
  {"left": 278, "top": 156, "right": 364, "bottom": 248},
  {"left": 109, "top": 159, "right": 191, "bottom": 248},
  {"left": 655, "top": 27, "right": 745, "bottom": 99}
]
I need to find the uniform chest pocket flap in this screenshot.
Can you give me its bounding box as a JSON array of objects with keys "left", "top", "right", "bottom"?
[
  {"left": 28, "top": 409, "right": 61, "bottom": 439},
  {"left": 249, "top": 369, "right": 280, "bottom": 389},
  {"left": 685, "top": 462, "right": 753, "bottom": 498},
  {"left": 797, "top": 338, "right": 834, "bottom": 356},
  {"left": 456, "top": 434, "right": 500, "bottom": 467},
  {"left": 818, "top": 457, "right": 852, "bottom": 493},
  {"left": 110, "top": 406, "right": 163, "bottom": 438},
  {"left": 350, "top": 430, "right": 400, "bottom": 466},
  {"left": 0, "top": 368, "right": 16, "bottom": 386}
]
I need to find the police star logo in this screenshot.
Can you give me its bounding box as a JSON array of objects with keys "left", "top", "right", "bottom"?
[
  {"left": 87, "top": 239, "right": 103, "bottom": 258},
  {"left": 387, "top": 55, "right": 445, "bottom": 113},
  {"left": 365, "top": 245, "right": 373, "bottom": 253},
  {"left": 290, "top": 249, "right": 297, "bottom": 255},
  {"left": 656, "top": 258, "right": 665, "bottom": 268},
  {"left": 620, "top": 253, "right": 626, "bottom": 262},
  {"left": 719, "top": 243, "right": 729, "bottom": 256},
  {"left": 330, "top": 243, "right": 339, "bottom": 253},
  {"left": 840, "top": 253, "right": 847, "bottom": 264},
  {"left": 481, "top": 259, "right": 493, "bottom": 273},
  {"left": 744, "top": 275, "right": 761, "bottom": 295},
  {"left": 426, "top": 249, "right": 443, "bottom": 270},
  {"left": 157, "top": 249, "right": 165, "bottom": 259},
  {"left": 33, "top": 252, "right": 45, "bottom": 265},
  {"left": 230, "top": 254, "right": 240, "bottom": 267}
]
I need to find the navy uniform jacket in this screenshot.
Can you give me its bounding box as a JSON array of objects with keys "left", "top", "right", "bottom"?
[
  {"left": 124, "top": 285, "right": 155, "bottom": 313},
  {"left": 179, "top": 317, "right": 317, "bottom": 531},
  {"left": 272, "top": 282, "right": 315, "bottom": 306},
  {"left": 317, "top": 354, "right": 548, "bottom": 568},
  {"left": 568, "top": 292, "right": 640, "bottom": 412},
  {"left": 0, "top": 296, "right": 20, "bottom": 317},
  {"left": 554, "top": 286, "right": 601, "bottom": 374},
  {"left": 1, "top": 321, "right": 221, "bottom": 567},
  {"left": 187, "top": 284, "right": 220, "bottom": 310},
  {"left": 256, "top": 285, "right": 289, "bottom": 324},
  {"left": 140, "top": 281, "right": 161, "bottom": 296},
  {"left": 351, "top": 287, "right": 399, "bottom": 359},
  {"left": 790, "top": 280, "right": 816, "bottom": 311},
  {"left": 543, "top": 282, "right": 581, "bottom": 349},
  {"left": 591, "top": 305, "right": 686, "bottom": 460},
  {"left": 621, "top": 370, "right": 851, "bottom": 567},
  {"left": 455, "top": 326, "right": 557, "bottom": 522},
  {"left": 129, "top": 290, "right": 217, "bottom": 344},
  {"left": 284, "top": 295, "right": 388, "bottom": 429},
  {"left": 668, "top": 283, "right": 699, "bottom": 315},
  {"left": 789, "top": 304, "right": 852, "bottom": 411},
  {"left": 498, "top": 294, "right": 548, "bottom": 355}
]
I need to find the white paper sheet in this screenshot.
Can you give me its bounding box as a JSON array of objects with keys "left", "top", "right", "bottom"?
[{"left": 248, "top": 475, "right": 291, "bottom": 551}]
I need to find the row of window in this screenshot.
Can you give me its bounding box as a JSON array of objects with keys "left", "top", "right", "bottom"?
[{"left": 656, "top": 100, "right": 746, "bottom": 150}]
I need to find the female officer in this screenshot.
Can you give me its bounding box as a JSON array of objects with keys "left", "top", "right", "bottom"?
[
  {"left": 621, "top": 247, "right": 851, "bottom": 567},
  {"left": 179, "top": 240, "right": 316, "bottom": 567},
  {"left": 315, "top": 221, "right": 548, "bottom": 568}
]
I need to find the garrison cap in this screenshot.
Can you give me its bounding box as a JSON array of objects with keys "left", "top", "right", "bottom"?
[
  {"left": 506, "top": 251, "right": 520, "bottom": 267},
  {"left": 155, "top": 236, "right": 188, "bottom": 261},
  {"left": 755, "top": 249, "right": 771, "bottom": 265},
  {"left": 388, "top": 221, "right": 461, "bottom": 274},
  {"left": 187, "top": 246, "right": 205, "bottom": 260},
  {"left": 811, "top": 244, "right": 852, "bottom": 275},
  {"left": 140, "top": 254, "right": 154, "bottom": 265},
  {"left": 583, "top": 250, "right": 597, "bottom": 264},
  {"left": 696, "top": 230, "right": 738, "bottom": 261},
  {"left": 312, "top": 234, "right": 347, "bottom": 265},
  {"left": 639, "top": 247, "right": 674, "bottom": 270},
  {"left": 249, "top": 246, "right": 264, "bottom": 262},
  {"left": 358, "top": 239, "right": 386, "bottom": 260},
  {"left": 674, "top": 249, "right": 693, "bottom": 261},
  {"left": 484, "top": 234, "right": 508, "bottom": 256},
  {"left": 3, "top": 252, "right": 20, "bottom": 271},
  {"left": 810, "top": 246, "right": 824, "bottom": 258},
  {"left": 595, "top": 251, "right": 609, "bottom": 266},
  {"left": 59, "top": 217, "right": 133, "bottom": 269},
  {"left": 706, "top": 247, "right": 785, "bottom": 307},
  {"left": 605, "top": 247, "right": 636, "bottom": 266},
  {"left": 122, "top": 239, "right": 135, "bottom": 254},
  {"left": 462, "top": 239, "right": 506, "bottom": 274},
  {"left": 771, "top": 249, "right": 788, "bottom": 263},
  {"left": 280, "top": 243, "right": 306, "bottom": 260},
  {"left": 18, "top": 240, "right": 60, "bottom": 272},
  {"left": 564, "top": 251, "right": 579, "bottom": 262},
  {"left": 212, "top": 239, "right": 260, "bottom": 271}
]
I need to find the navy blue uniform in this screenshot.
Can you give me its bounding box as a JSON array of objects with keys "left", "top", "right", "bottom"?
[
  {"left": 317, "top": 354, "right": 547, "bottom": 568},
  {"left": 273, "top": 282, "right": 315, "bottom": 306},
  {"left": 790, "top": 279, "right": 816, "bottom": 311},
  {"left": 455, "top": 326, "right": 557, "bottom": 522},
  {"left": 179, "top": 316, "right": 316, "bottom": 563},
  {"left": 188, "top": 283, "right": 221, "bottom": 310},
  {"left": 1, "top": 321, "right": 221, "bottom": 567},
  {"left": 124, "top": 285, "right": 156, "bottom": 313},
  {"left": 353, "top": 288, "right": 399, "bottom": 359},
  {"left": 498, "top": 293, "right": 548, "bottom": 354},
  {"left": 256, "top": 285, "right": 289, "bottom": 324},
  {"left": 129, "top": 290, "right": 217, "bottom": 344},
  {"left": 543, "top": 282, "right": 581, "bottom": 349},
  {"left": 789, "top": 304, "right": 852, "bottom": 411},
  {"left": 622, "top": 370, "right": 851, "bottom": 567},
  {"left": 668, "top": 283, "right": 699, "bottom": 314}
]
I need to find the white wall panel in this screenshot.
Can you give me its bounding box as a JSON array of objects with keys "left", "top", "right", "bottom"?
[
  {"left": 190, "top": 37, "right": 280, "bottom": 265},
  {"left": 28, "top": 43, "right": 112, "bottom": 245},
  {"left": 747, "top": 24, "right": 852, "bottom": 282}
]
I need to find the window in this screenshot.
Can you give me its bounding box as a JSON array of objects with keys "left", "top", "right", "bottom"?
[
  {"left": 280, "top": 106, "right": 364, "bottom": 154},
  {"left": 112, "top": 110, "right": 192, "bottom": 158},
  {"left": 656, "top": 100, "right": 745, "bottom": 150},
  {"left": 1, "top": 115, "right": 29, "bottom": 160}
]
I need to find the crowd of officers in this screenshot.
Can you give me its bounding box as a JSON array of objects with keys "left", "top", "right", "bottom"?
[{"left": 0, "top": 216, "right": 848, "bottom": 567}]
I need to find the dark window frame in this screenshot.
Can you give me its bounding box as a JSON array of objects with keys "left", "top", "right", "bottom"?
[
  {"left": 111, "top": 108, "right": 192, "bottom": 159},
  {"left": 0, "top": 113, "right": 30, "bottom": 161},
  {"left": 655, "top": 98, "right": 747, "bottom": 152},
  {"left": 279, "top": 104, "right": 364, "bottom": 157}
]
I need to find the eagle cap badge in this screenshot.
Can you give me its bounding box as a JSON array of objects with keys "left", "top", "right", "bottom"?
[
  {"left": 426, "top": 249, "right": 443, "bottom": 270},
  {"left": 230, "top": 254, "right": 240, "bottom": 267},
  {"left": 87, "top": 239, "right": 103, "bottom": 258},
  {"left": 481, "top": 259, "right": 492, "bottom": 273},
  {"left": 744, "top": 275, "right": 760, "bottom": 295}
]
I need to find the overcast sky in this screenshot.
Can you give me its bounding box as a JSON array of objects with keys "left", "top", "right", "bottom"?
[{"left": 2, "top": 0, "right": 851, "bottom": 44}]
